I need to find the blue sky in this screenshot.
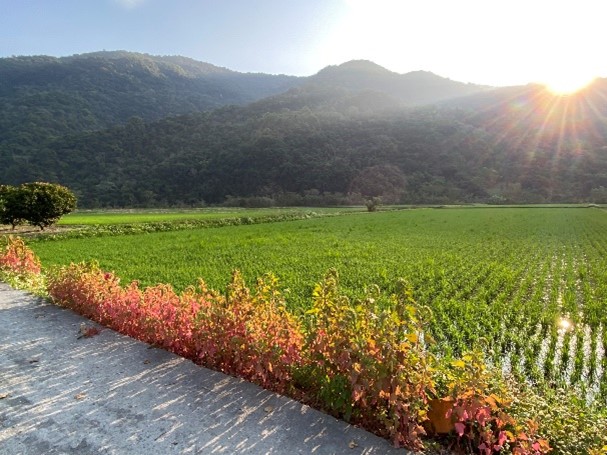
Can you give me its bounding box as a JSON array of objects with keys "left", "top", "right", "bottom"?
[
  {"left": 0, "top": 0, "right": 343, "bottom": 76},
  {"left": 1, "top": 0, "right": 606, "bottom": 90}
]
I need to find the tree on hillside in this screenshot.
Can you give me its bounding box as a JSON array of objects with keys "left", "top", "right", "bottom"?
[
  {"left": 0, "top": 183, "right": 77, "bottom": 230},
  {"left": 349, "top": 164, "right": 407, "bottom": 205}
]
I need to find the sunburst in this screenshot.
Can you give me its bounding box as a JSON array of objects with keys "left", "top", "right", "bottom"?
[{"left": 544, "top": 75, "right": 595, "bottom": 95}]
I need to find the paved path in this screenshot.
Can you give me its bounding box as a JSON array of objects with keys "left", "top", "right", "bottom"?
[{"left": 0, "top": 283, "right": 406, "bottom": 454}]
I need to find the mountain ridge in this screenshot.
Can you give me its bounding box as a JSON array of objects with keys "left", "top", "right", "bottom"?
[
  {"left": 2, "top": 51, "right": 607, "bottom": 208},
  {"left": 0, "top": 50, "right": 499, "bottom": 152}
]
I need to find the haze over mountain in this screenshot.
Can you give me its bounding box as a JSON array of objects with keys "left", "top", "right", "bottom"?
[
  {"left": 0, "top": 52, "right": 494, "bottom": 154},
  {"left": 1, "top": 51, "right": 607, "bottom": 208},
  {"left": 309, "top": 60, "right": 491, "bottom": 105}
]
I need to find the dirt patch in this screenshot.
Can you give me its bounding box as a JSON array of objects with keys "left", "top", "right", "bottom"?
[{"left": 0, "top": 224, "right": 74, "bottom": 238}]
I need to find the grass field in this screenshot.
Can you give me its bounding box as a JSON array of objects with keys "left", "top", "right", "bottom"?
[
  {"left": 30, "top": 207, "right": 607, "bottom": 403},
  {"left": 58, "top": 206, "right": 360, "bottom": 225}
]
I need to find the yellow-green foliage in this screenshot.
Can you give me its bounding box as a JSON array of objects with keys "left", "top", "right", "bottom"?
[
  {"left": 0, "top": 236, "right": 45, "bottom": 293},
  {"left": 302, "top": 270, "right": 433, "bottom": 449}
]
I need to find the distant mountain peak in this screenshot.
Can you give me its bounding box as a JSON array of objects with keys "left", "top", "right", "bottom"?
[
  {"left": 310, "top": 59, "right": 489, "bottom": 106},
  {"left": 402, "top": 70, "right": 446, "bottom": 80},
  {"left": 322, "top": 60, "right": 394, "bottom": 74}
]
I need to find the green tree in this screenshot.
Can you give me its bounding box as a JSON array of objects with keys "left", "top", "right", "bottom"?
[
  {"left": 0, "top": 185, "right": 25, "bottom": 229},
  {"left": 365, "top": 196, "right": 382, "bottom": 212},
  {"left": 17, "top": 182, "right": 77, "bottom": 230}
]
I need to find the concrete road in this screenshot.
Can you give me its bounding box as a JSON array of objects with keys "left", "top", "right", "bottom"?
[{"left": 0, "top": 283, "right": 407, "bottom": 454}]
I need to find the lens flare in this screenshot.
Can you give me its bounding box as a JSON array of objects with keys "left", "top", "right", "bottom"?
[{"left": 558, "top": 317, "right": 573, "bottom": 331}]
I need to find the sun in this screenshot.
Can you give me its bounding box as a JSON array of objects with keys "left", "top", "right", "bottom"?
[{"left": 543, "top": 73, "right": 595, "bottom": 95}]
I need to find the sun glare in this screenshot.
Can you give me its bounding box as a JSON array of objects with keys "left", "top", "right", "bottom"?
[
  {"left": 543, "top": 74, "right": 595, "bottom": 95},
  {"left": 558, "top": 317, "right": 573, "bottom": 331}
]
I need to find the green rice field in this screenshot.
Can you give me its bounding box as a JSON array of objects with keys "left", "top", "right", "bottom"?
[
  {"left": 31, "top": 207, "right": 607, "bottom": 402},
  {"left": 58, "top": 206, "right": 358, "bottom": 225}
]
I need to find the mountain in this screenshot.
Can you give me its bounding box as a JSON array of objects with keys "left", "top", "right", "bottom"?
[
  {"left": 2, "top": 51, "right": 607, "bottom": 208},
  {"left": 0, "top": 53, "right": 493, "bottom": 156},
  {"left": 0, "top": 51, "right": 302, "bottom": 149},
  {"left": 213, "top": 60, "right": 492, "bottom": 117},
  {"left": 3, "top": 75, "right": 606, "bottom": 208},
  {"left": 308, "top": 60, "right": 491, "bottom": 105}
]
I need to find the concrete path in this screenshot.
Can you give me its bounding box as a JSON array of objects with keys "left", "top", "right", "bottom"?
[{"left": 0, "top": 283, "right": 407, "bottom": 454}]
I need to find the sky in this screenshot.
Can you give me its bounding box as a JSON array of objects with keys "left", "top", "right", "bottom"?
[{"left": 1, "top": 0, "right": 606, "bottom": 91}]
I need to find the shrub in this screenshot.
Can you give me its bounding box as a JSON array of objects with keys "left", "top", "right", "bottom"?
[
  {"left": 434, "top": 352, "right": 551, "bottom": 454},
  {"left": 365, "top": 196, "right": 382, "bottom": 212},
  {"left": 0, "top": 236, "right": 44, "bottom": 291},
  {"left": 301, "top": 270, "right": 434, "bottom": 450},
  {"left": 192, "top": 271, "right": 305, "bottom": 393},
  {"left": 0, "top": 236, "right": 41, "bottom": 275}
]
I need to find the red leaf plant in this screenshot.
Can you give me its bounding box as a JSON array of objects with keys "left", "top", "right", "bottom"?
[
  {"left": 47, "top": 263, "right": 304, "bottom": 394},
  {"left": 0, "top": 236, "right": 41, "bottom": 275}
]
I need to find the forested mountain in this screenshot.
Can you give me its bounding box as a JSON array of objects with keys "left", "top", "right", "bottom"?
[
  {"left": 0, "top": 52, "right": 488, "bottom": 150},
  {"left": 0, "top": 51, "right": 301, "bottom": 149},
  {"left": 0, "top": 52, "right": 491, "bottom": 184},
  {"left": 2, "top": 75, "right": 606, "bottom": 207},
  {"left": 1, "top": 51, "right": 607, "bottom": 207}
]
